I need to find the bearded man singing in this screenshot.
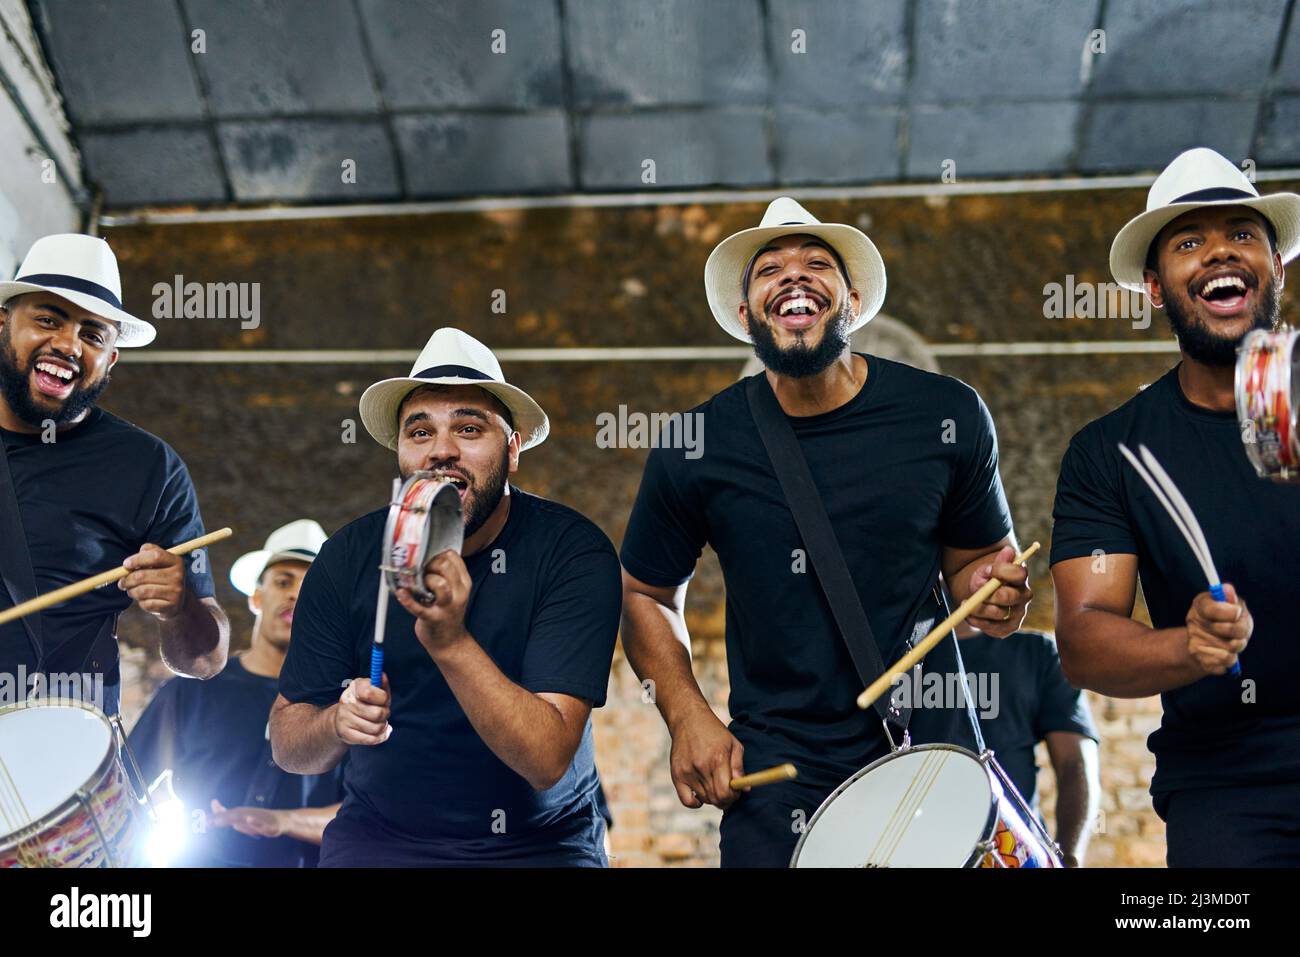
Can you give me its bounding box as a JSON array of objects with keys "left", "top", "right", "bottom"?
[
  {"left": 0, "top": 234, "right": 227, "bottom": 719},
  {"left": 271, "top": 328, "right": 620, "bottom": 866},
  {"left": 620, "top": 199, "right": 1032, "bottom": 866},
  {"left": 1052, "top": 149, "right": 1300, "bottom": 867}
]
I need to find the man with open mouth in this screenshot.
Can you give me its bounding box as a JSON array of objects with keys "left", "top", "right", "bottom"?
[
  {"left": 130, "top": 519, "right": 344, "bottom": 867},
  {"left": 1052, "top": 148, "right": 1300, "bottom": 866},
  {"left": 271, "top": 328, "right": 621, "bottom": 866},
  {"left": 0, "top": 234, "right": 228, "bottom": 720},
  {"left": 620, "top": 198, "right": 1033, "bottom": 866}
]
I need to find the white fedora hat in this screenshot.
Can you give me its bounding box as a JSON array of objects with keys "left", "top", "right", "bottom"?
[
  {"left": 359, "top": 327, "right": 549, "bottom": 452},
  {"left": 0, "top": 234, "right": 156, "bottom": 347},
  {"left": 704, "top": 197, "right": 887, "bottom": 342},
  {"left": 1110, "top": 148, "right": 1300, "bottom": 293},
  {"left": 230, "top": 519, "right": 329, "bottom": 596}
]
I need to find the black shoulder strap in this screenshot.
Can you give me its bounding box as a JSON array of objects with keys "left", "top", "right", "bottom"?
[
  {"left": 744, "top": 374, "right": 909, "bottom": 733},
  {"left": 0, "top": 433, "right": 44, "bottom": 668}
]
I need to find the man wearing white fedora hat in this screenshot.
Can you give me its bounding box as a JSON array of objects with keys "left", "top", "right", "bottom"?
[
  {"left": 1052, "top": 148, "right": 1300, "bottom": 866},
  {"left": 271, "top": 328, "right": 621, "bottom": 866},
  {"left": 621, "top": 198, "right": 1032, "bottom": 866},
  {"left": 0, "top": 234, "right": 228, "bottom": 719},
  {"left": 130, "top": 519, "right": 344, "bottom": 867}
]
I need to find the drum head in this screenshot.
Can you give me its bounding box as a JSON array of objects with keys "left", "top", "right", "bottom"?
[
  {"left": 792, "top": 745, "right": 995, "bottom": 868},
  {"left": 0, "top": 703, "right": 112, "bottom": 832}
]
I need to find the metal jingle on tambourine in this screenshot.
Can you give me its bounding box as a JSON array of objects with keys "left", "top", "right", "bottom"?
[{"left": 1235, "top": 326, "right": 1300, "bottom": 483}]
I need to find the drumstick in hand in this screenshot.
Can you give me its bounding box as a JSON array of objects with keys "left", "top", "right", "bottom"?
[
  {"left": 857, "top": 542, "right": 1041, "bottom": 711},
  {"left": 730, "top": 763, "right": 798, "bottom": 790},
  {"left": 0, "top": 528, "right": 233, "bottom": 626}
]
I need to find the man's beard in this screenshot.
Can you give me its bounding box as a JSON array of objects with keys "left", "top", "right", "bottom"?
[
  {"left": 462, "top": 447, "right": 509, "bottom": 538},
  {"left": 0, "top": 326, "right": 110, "bottom": 428},
  {"left": 1163, "top": 278, "right": 1280, "bottom": 366},
  {"left": 748, "top": 297, "right": 854, "bottom": 378},
  {"left": 403, "top": 446, "right": 509, "bottom": 540}
]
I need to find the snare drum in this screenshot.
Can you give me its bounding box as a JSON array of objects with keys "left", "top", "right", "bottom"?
[
  {"left": 381, "top": 472, "right": 464, "bottom": 601},
  {"left": 0, "top": 700, "right": 147, "bottom": 868},
  {"left": 790, "top": 744, "right": 1063, "bottom": 868},
  {"left": 1236, "top": 326, "right": 1299, "bottom": 482}
]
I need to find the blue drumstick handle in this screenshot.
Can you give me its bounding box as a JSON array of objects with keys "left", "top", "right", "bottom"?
[
  {"left": 1209, "top": 583, "right": 1242, "bottom": 676},
  {"left": 369, "top": 644, "right": 384, "bottom": 687}
]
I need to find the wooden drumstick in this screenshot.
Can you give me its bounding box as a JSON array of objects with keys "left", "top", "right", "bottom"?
[
  {"left": 856, "top": 542, "right": 1040, "bottom": 712},
  {"left": 0, "top": 528, "right": 233, "bottom": 626},
  {"left": 730, "top": 762, "right": 798, "bottom": 790}
]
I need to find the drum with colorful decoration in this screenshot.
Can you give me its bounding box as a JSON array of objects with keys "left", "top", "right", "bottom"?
[{"left": 0, "top": 700, "right": 146, "bottom": 868}]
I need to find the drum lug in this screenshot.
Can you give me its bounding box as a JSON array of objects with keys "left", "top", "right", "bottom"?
[{"left": 882, "top": 720, "right": 910, "bottom": 753}]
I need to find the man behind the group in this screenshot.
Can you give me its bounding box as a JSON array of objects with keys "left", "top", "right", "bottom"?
[
  {"left": 130, "top": 520, "right": 343, "bottom": 867},
  {"left": 620, "top": 198, "right": 1033, "bottom": 866},
  {"left": 271, "top": 328, "right": 621, "bottom": 866}
]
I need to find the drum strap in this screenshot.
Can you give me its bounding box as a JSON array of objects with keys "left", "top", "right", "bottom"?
[
  {"left": 0, "top": 434, "right": 44, "bottom": 669},
  {"left": 744, "top": 374, "right": 910, "bottom": 735}
]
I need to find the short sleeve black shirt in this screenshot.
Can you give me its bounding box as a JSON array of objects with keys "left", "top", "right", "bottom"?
[
  {"left": 278, "top": 486, "right": 621, "bottom": 862},
  {"left": 620, "top": 356, "right": 1014, "bottom": 782},
  {"left": 0, "top": 408, "right": 215, "bottom": 716},
  {"left": 1051, "top": 366, "right": 1300, "bottom": 795}
]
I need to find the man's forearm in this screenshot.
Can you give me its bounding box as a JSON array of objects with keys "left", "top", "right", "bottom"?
[
  {"left": 1059, "top": 609, "right": 1202, "bottom": 697},
  {"left": 429, "top": 635, "right": 582, "bottom": 790},
  {"left": 270, "top": 700, "right": 347, "bottom": 775},
  {"left": 1053, "top": 760, "right": 1096, "bottom": 865},
  {"left": 621, "top": 596, "right": 711, "bottom": 733},
  {"left": 281, "top": 802, "right": 341, "bottom": 845},
  {"left": 159, "top": 593, "right": 228, "bottom": 678}
]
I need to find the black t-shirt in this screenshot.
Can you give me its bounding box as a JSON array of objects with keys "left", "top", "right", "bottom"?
[
  {"left": 278, "top": 486, "right": 621, "bottom": 863},
  {"left": 957, "top": 629, "right": 1097, "bottom": 809},
  {"left": 0, "top": 408, "right": 215, "bottom": 716},
  {"left": 620, "top": 356, "right": 1014, "bottom": 785},
  {"left": 1052, "top": 365, "right": 1300, "bottom": 795},
  {"left": 128, "top": 657, "right": 344, "bottom": 867}
]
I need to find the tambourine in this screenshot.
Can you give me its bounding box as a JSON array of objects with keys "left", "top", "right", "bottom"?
[
  {"left": 1235, "top": 326, "right": 1299, "bottom": 483},
  {"left": 381, "top": 471, "right": 465, "bottom": 601}
]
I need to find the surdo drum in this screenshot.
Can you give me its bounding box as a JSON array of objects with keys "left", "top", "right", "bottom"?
[{"left": 1236, "top": 326, "right": 1300, "bottom": 483}]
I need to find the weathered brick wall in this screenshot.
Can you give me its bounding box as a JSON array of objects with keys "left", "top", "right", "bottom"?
[{"left": 102, "top": 187, "right": 1299, "bottom": 866}]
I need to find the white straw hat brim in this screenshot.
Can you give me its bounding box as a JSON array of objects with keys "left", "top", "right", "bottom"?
[
  {"left": 1110, "top": 192, "right": 1300, "bottom": 292},
  {"left": 0, "top": 281, "right": 156, "bottom": 348},
  {"left": 358, "top": 376, "right": 549, "bottom": 452},
  {"left": 704, "top": 222, "right": 887, "bottom": 342},
  {"left": 229, "top": 549, "right": 318, "bottom": 596}
]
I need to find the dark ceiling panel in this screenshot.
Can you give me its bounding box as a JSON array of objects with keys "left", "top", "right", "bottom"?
[
  {"left": 1089, "top": 0, "right": 1285, "bottom": 96},
  {"left": 393, "top": 112, "right": 572, "bottom": 196},
  {"left": 185, "top": 0, "right": 380, "bottom": 117},
  {"left": 80, "top": 127, "right": 226, "bottom": 204},
  {"left": 33, "top": 0, "right": 204, "bottom": 124},
  {"left": 911, "top": 0, "right": 1099, "bottom": 101},
  {"left": 565, "top": 0, "right": 767, "bottom": 108},
  {"left": 218, "top": 119, "right": 399, "bottom": 201},
  {"left": 359, "top": 0, "right": 564, "bottom": 110},
  {"left": 766, "top": 0, "right": 909, "bottom": 107}
]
